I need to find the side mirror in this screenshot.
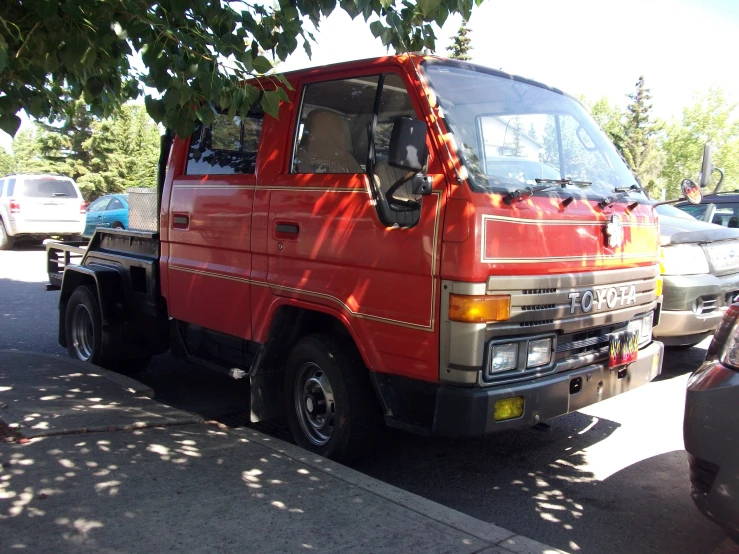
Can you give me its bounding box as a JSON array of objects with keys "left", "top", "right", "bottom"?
[
  {"left": 700, "top": 143, "right": 713, "bottom": 188},
  {"left": 681, "top": 178, "right": 702, "bottom": 205},
  {"left": 388, "top": 117, "right": 428, "bottom": 173}
]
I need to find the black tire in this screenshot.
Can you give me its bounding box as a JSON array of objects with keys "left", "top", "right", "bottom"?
[
  {"left": 667, "top": 342, "right": 700, "bottom": 351},
  {"left": 112, "top": 222, "right": 125, "bottom": 230},
  {"left": 284, "top": 334, "right": 381, "bottom": 463},
  {"left": 65, "top": 285, "right": 149, "bottom": 375},
  {"left": 0, "top": 220, "right": 15, "bottom": 250},
  {"left": 66, "top": 285, "right": 104, "bottom": 365}
]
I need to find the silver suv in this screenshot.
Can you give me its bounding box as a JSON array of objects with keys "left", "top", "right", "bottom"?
[{"left": 0, "top": 174, "right": 86, "bottom": 249}]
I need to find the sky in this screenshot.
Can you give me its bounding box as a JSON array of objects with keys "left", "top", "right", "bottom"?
[{"left": 2, "top": 0, "right": 738, "bottom": 152}]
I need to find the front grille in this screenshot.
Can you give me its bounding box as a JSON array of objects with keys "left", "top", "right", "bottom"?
[
  {"left": 485, "top": 265, "right": 660, "bottom": 337},
  {"left": 556, "top": 322, "right": 628, "bottom": 360},
  {"left": 688, "top": 454, "right": 719, "bottom": 495}
]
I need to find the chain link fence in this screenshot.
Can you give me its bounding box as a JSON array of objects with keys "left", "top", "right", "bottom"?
[{"left": 126, "top": 187, "right": 158, "bottom": 232}]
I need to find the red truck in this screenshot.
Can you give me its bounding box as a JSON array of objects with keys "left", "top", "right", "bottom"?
[{"left": 47, "top": 54, "right": 664, "bottom": 461}]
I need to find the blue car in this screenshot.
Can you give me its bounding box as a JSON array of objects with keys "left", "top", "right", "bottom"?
[{"left": 83, "top": 194, "right": 129, "bottom": 237}]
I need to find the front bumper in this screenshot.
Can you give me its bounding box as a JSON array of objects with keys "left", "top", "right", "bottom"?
[
  {"left": 684, "top": 360, "right": 739, "bottom": 537},
  {"left": 653, "top": 309, "right": 725, "bottom": 345},
  {"left": 433, "top": 340, "right": 663, "bottom": 437}
]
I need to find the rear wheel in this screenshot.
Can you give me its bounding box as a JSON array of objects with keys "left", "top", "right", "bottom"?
[
  {"left": 65, "top": 285, "right": 149, "bottom": 375},
  {"left": 112, "top": 222, "right": 125, "bottom": 230},
  {"left": 284, "top": 334, "right": 381, "bottom": 463},
  {"left": 0, "top": 220, "right": 15, "bottom": 250}
]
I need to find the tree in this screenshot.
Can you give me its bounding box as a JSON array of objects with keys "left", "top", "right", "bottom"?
[
  {"left": 0, "top": 146, "right": 14, "bottom": 176},
  {"left": 660, "top": 88, "right": 739, "bottom": 199},
  {"left": 586, "top": 96, "right": 627, "bottom": 154},
  {"left": 447, "top": 19, "right": 472, "bottom": 60},
  {"left": 0, "top": 0, "right": 482, "bottom": 139},
  {"left": 622, "top": 76, "right": 664, "bottom": 196}
]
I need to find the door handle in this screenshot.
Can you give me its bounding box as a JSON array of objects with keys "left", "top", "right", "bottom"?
[
  {"left": 275, "top": 223, "right": 299, "bottom": 235},
  {"left": 172, "top": 213, "right": 190, "bottom": 230}
]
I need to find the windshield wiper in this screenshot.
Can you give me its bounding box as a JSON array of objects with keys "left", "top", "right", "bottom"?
[
  {"left": 504, "top": 178, "right": 592, "bottom": 205},
  {"left": 599, "top": 185, "right": 643, "bottom": 209},
  {"left": 534, "top": 178, "right": 592, "bottom": 187}
]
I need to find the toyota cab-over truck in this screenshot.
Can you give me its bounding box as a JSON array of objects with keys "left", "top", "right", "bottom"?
[{"left": 46, "top": 54, "right": 664, "bottom": 462}]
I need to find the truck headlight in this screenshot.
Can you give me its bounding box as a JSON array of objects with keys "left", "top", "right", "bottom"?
[
  {"left": 491, "top": 343, "right": 518, "bottom": 373},
  {"left": 660, "top": 245, "right": 709, "bottom": 276},
  {"left": 527, "top": 337, "right": 552, "bottom": 368}
]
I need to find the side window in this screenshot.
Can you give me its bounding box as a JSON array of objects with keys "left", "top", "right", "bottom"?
[
  {"left": 107, "top": 198, "right": 125, "bottom": 210},
  {"left": 186, "top": 110, "right": 263, "bottom": 175},
  {"left": 6, "top": 178, "right": 15, "bottom": 196},
  {"left": 0, "top": 180, "right": 5, "bottom": 197},
  {"left": 293, "top": 76, "right": 379, "bottom": 174},
  {"left": 88, "top": 198, "right": 110, "bottom": 213}
]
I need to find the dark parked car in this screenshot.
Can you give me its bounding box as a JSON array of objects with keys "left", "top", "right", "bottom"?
[
  {"left": 675, "top": 192, "right": 739, "bottom": 228},
  {"left": 684, "top": 303, "right": 739, "bottom": 541}
]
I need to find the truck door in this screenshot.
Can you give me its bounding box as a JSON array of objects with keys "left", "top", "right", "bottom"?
[
  {"left": 165, "top": 110, "right": 263, "bottom": 340},
  {"left": 265, "top": 71, "right": 444, "bottom": 381}
]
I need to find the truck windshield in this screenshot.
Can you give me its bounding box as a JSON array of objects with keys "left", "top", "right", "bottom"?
[{"left": 422, "top": 62, "right": 645, "bottom": 200}]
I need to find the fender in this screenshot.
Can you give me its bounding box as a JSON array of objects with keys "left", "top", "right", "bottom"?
[{"left": 60, "top": 264, "right": 129, "bottom": 325}]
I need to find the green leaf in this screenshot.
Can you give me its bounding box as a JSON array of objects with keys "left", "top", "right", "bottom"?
[
  {"left": 0, "top": 113, "right": 21, "bottom": 136},
  {"left": 252, "top": 55, "right": 272, "bottom": 74},
  {"left": 0, "top": 48, "right": 8, "bottom": 73},
  {"left": 274, "top": 73, "right": 294, "bottom": 91},
  {"left": 241, "top": 84, "right": 261, "bottom": 114},
  {"left": 370, "top": 21, "right": 385, "bottom": 38},
  {"left": 260, "top": 88, "right": 289, "bottom": 119},
  {"left": 380, "top": 0, "right": 393, "bottom": 7},
  {"left": 196, "top": 104, "right": 216, "bottom": 126},
  {"left": 144, "top": 97, "right": 166, "bottom": 123},
  {"left": 418, "top": 0, "right": 441, "bottom": 15}
]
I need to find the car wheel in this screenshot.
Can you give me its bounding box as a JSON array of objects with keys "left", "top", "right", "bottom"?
[
  {"left": 65, "top": 285, "right": 103, "bottom": 364},
  {"left": 284, "top": 334, "right": 381, "bottom": 463},
  {"left": 112, "top": 222, "right": 125, "bottom": 230},
  {"left": 0, "top": 220, "right": 15, "bottom": 250}
]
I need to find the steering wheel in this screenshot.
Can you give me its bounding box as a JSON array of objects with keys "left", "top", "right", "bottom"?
[{"left": 385, "top": 171, "right": 421, "bottom": 212}]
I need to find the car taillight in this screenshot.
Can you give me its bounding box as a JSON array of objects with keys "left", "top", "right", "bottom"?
[
  {"left": 80, "top": 202, "right": 87, "bottom": 214},
  {"left": 9, "top": 199, "right": 20, "bottom": 213}
]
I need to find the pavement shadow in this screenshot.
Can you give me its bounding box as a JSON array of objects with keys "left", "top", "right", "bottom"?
[
  {"left": 0, "top": 424, "right": 489, "bottom": 553},
  {"left": 656, "top": 342, "right": 710, "bottom": 382},
  {"left": 0, "top": 278, "right": 64, "bottom": 353}
]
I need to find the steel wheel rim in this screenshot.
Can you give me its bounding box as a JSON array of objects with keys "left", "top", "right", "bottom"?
[
  {"left": 294, "top": 362, "right": 335, "bottom": 446},
  {"left": 71, "top": 304, "right": 94, "bottom": 361}
]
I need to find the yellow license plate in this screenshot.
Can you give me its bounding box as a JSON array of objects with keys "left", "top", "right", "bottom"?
[{"left": 609, "top": 330, "right": 639, "bottom": 368}]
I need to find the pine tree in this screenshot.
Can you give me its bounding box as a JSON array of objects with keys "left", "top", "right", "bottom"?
[
  {"left": 623, "top": 76, "right": 663, "bottom": 195},
  {"left": 447, "top": 20, "right": 472, "bottom": 61}
]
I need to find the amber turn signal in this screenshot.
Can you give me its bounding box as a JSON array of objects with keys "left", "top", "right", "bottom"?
[
  {"left": 655, "top": 276, "right": 663, "bottom": 297},
  {"left": 448, "top": 294, "right": 510, "bottom": 323}
]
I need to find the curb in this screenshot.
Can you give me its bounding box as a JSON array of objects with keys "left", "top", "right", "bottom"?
[{"left": 230, "top": 427, "right": 568, "bottom": 554}]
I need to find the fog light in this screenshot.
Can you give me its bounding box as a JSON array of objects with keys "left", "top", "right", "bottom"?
[
  {"left": 494, "top": 397, "right": 524, "bottom": 421},
  {"left": 491, "top": 343, "right": 518, "bottom": 373},
  {"left": 527, "top": 338, "right": 552, "bottom": 368}
]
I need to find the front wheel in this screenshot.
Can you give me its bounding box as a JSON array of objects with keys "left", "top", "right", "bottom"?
[{"left": 284, "top": 334, "right": 381, "bottom": 463}]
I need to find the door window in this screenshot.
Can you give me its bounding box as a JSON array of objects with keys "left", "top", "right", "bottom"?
[
  {"left": 107, "top": 198, "right": 125, "bottom": 210},
  {"left": 87, "top": 197, "right": 111, "bottom": 213},
  {"left": 6, "top": 179, "right": 15, "bottom": 196},
  {"left": 186, "top": 110, "right": 263, "bottom": 175},
  {"left": 292, "top": 76, "right": 379, "bottom": 174},
  {"left": 291, "top": 72, "right": 425, "bottom": 227}
]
